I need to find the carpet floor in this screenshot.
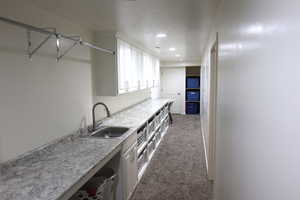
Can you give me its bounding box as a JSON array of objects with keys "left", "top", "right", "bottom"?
[{"left": 130, "top": 114, "right": 213, "bottom": 200}]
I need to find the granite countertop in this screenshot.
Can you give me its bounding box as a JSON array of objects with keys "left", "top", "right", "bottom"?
[{"left": 0, "top": 98, "right": 172, "bottom": 200}]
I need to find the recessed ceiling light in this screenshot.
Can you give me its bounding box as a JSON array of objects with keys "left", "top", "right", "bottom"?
[
  {"left": 169, "top": 47, "right": 176, "bottom": 51},
  {"left": 156, "top": 33, "right": 167, "bottom": 38}
]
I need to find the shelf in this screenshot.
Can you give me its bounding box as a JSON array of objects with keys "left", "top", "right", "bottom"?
[
  {"left": 137, "top": 142, "right": 147, "bottom": 156},
  {"left": 186, "top": 75, "right": 200, "bottom": 77},
  {"left": 186, "top": 66, "right": 200, "bottom": 115},
  {"left": 137, "top": 114, "right": 168, "bottom": 157},
  {"left": 138, "top": 162, "right": 148, "bottom": 180},
  {"left": 138, "top": 126, "right": 169, "bottom": 181}
]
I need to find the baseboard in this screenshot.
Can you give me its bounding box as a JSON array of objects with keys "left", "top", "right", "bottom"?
[{"left": 200, "top": 121, "right": 209, "bottom": 176}]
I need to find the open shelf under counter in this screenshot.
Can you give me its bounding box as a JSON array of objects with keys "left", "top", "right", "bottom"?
[
  {"left": 137, "top": 142, "right": 147, "bottom": 156},
  {"left": 137, "top": 126, "right": 169, "bottom": 181}
]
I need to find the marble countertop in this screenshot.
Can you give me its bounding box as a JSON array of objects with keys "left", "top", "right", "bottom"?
[{"left": 0, "top": 98, "right": 172, "bottom": 200}]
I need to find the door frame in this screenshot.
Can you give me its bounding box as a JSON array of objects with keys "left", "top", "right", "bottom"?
[{"left": 207, "top": 33, "right": 218, "bottom": 180}]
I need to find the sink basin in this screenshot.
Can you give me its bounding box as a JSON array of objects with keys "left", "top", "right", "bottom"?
[{"left": 91, "top": 127, "right": 129, "bottom": 138}]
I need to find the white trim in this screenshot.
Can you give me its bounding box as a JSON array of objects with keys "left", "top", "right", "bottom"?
[
  {"left": 207, "top": 36, "right": 218, "bottom": 181},
  {"left": 201, "top": 120, "right": 209, "bottom": 176}
]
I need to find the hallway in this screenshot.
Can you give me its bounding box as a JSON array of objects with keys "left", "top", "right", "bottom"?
[{"left": 131, "top": 115, "right": 213, "bottom": 200}]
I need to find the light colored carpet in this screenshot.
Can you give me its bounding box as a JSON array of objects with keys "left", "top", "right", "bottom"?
[{"left": 130, "top": 114, "right": 213, "bottom": 200}]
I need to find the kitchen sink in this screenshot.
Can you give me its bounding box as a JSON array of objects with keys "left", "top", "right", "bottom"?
[{"left": 90, "top": 127, "right": 129, "bottom": 138}]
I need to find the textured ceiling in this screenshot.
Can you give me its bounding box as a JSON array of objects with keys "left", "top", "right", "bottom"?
[{"left": 30, "top": 0, "right": 219, "bottom": 62}]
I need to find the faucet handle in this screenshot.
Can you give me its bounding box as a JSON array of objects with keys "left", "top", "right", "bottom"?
[
  {"left": 95, "top": 120, "right": 103, "bottom": 129},
  {"left": 88, "top": 121, "right": 103, "bottom": 133}
]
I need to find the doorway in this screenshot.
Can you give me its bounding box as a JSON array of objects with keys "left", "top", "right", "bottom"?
[{"left": 160, "top": 67, "right": 185, "bottom": 114}]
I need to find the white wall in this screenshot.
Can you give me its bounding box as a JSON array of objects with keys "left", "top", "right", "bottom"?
[
  {"left": 202, "top": 0, "right": 300, "bottom": 199},
  {"left": 0, "top": 0, "right": 151, "bottom": 162},
  {"left": 0, "top": 0, "right": 93, "bottom": 162}
]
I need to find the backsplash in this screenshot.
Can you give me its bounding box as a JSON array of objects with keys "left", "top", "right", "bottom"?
[{"left": 93, "top": 89, "right": 152, "bottom": 121}]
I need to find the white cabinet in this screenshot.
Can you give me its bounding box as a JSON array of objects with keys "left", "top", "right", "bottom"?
[
  {"left": 91, "top": 31, "right": 160, "bottom": 96},
  {"left": 116, "top": 103, "right": 171, "bottom": 200},
  {"left": 91, "top": 31, "right": 118, "bottom": 96},
  {"left": 121, "top": 143, "right": 138, "bottom": 200}
]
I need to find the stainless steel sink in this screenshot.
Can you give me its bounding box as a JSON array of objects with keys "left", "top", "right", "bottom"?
[{"left": 90, "top": 127, "right": 129, "bottom": 138}]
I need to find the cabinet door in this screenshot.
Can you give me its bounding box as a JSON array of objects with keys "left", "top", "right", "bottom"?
[
  {"left": 92, "top": 31, "right": 118, "bottom": 96},
  {"left": 122, "top": 144, "right": 138, "bottom": 200}
]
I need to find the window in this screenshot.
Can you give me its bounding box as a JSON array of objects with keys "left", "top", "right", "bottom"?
[{"left": 117, "top": 39, "right": 160, "bottom": 94}]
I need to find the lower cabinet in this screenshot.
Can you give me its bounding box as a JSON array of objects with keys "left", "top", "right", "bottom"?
[
  {"left": 120, "top": 143, "right": 138, "bottom": 200},
  {"left": 136, "top": 106, "right": 170, "bottom": 180},
  {"left": 119, "top": 104, "right": 171, "bottom": 200},
  {"left": 68, "top": 103, "right": 172, "bottom": 200}
]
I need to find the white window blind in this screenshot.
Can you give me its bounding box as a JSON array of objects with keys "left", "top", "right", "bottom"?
[
  {"left": 153, "top": 58, "right": 160, "bottom": 87},
  {"left": 117, "top": 39, "right": 160, "bottom": 94}
]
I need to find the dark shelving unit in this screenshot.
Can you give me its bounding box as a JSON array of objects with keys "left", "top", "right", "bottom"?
[{"left": 185, "top": 66, "right": 200, "bottom": 115}]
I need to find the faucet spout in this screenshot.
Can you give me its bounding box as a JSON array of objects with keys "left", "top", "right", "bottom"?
[{"left": 92, "top": 102, "right": 111, "bottom": 132}]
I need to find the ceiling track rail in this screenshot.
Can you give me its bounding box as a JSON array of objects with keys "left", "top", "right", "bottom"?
[{"left": 0, "top": 16, "right": 115, "bottom": 61}]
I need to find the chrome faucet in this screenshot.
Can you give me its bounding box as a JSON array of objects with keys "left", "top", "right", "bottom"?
[{"left": 91, "top": 102, "right": 111, "bottom": 132}]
